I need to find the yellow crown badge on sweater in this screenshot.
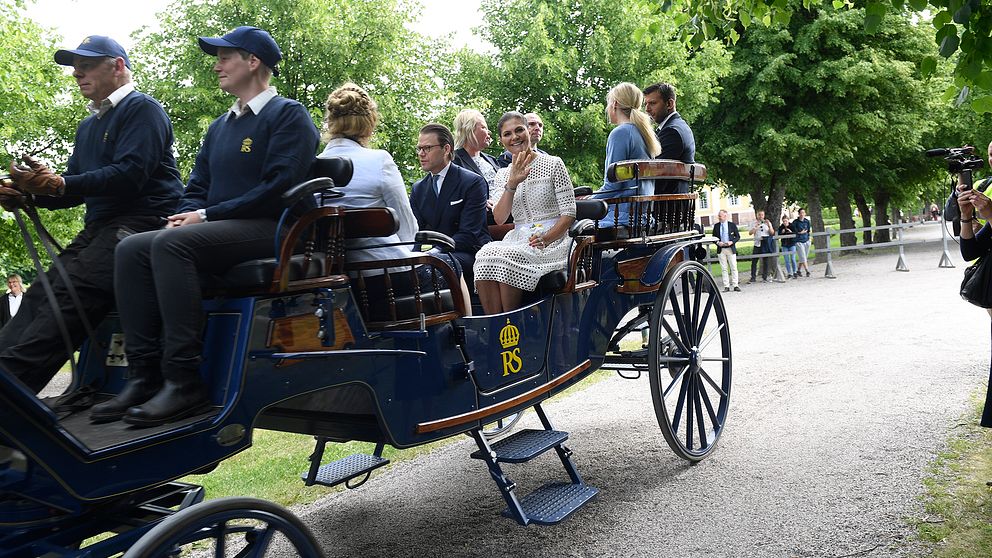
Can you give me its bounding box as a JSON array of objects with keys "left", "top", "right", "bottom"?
[{"left": 240, "top": 137, "right": 253, "bottom": 153}]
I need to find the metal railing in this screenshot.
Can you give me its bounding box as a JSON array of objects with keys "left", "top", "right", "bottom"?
[{"left": 705, "top": 220, "right": 955, "bottom": 280}]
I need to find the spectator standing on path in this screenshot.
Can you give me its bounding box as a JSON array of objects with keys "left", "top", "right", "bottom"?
[
  {"left": 778, "top": 215, "right": 798, "bottom": 279},
  {"left": 748, "top": 210, "right": 773, "bottom": 283},
  {"left": 955, "top": 183, "right": 992, "bottom": 428},
  {"left": 791, "top": 208, "right": 812, "bottom": 277},
  {"left": 0, "top": 274, "right": 26, "bottom": 328},
  {"left": 712, "top": 209, "right": 740, "bottom": 292}
]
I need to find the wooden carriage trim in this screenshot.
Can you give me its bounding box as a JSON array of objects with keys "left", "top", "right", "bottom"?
[
  {"left": 594, "top": 230, "right": 698, "bottom": 250},
  {"left": 415, "top": 359, "right": 591, "bottom": 434},
  {"left": 563, "top": 235, "right": 598, "bottom": 292},
  {"left": 269, "top": 206, "right": 348, "bottom": 293},
  {"left": 608, "top": 159, "right": 708, "bottom": 183}
]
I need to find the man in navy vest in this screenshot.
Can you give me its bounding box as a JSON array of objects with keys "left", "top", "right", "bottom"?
[
  {"left": 643, "top": 82, "right": 696, "bottom": 194},
  {"left": 0, "top": 35, "right": 183, "bottom": 394},
  {"left": 410, "top": 123, "right": 490, "bottom": 287},
  {"left": 94, "top": 26, "right": 319, "bottom": 426}
]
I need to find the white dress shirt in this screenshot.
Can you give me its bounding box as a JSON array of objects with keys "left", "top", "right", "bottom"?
[{"left": 7, "top": 293, "right": 21, "bottom": 318}]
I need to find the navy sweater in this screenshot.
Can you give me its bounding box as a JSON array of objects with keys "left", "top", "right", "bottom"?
[
  {"left": 37, "top": 90, "right": 184, "bottom": 223},
  {"left": 177, "top": 96, "right": 319, "bottom": 220}
]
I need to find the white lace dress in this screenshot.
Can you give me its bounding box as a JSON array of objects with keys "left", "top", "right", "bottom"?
[{"left": 473, "top": 154, "right": 576, "bottom": 290}]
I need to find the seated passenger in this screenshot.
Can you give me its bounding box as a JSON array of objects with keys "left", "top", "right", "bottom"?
[
  {"left": 410, "top": 123, "right": 491, "bottom": 286},
  {"left": 318, "top": 84, "right": 472, "bottom": 312},
  {"left": 96, "top": 26, "right": 319, "bottom": 426},
  {"left": 495, "top": 112, "right": 548, "bottom": 167},
  {"left": 643, "top": 81, "right": 696, "bottom": 194},
  {"left": 474, "top": 112, "right": 576, "bottom": 314},
  {"left": 452, "top": 109, "right": 500, "bottom": 195},
  {"left": 593, "top": 82, "right": 660, "bottom": 227}
]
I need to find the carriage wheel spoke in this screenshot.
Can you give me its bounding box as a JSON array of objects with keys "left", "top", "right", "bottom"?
[
  {"left": 695, "top": 291, "right": 715, "bottom": 342},
  {"left": 667, "top": 290, "right": 692, "bottom": 347},
  {"left": 698, "top": 381, "right": 721, "bottom": 430},
  {"left": 213, "top": 523, "right": 227, "bottom": 558},
  {"left": 693, "top": 375, "right": 707, "bottom": 450},
  {"left": 690, "top": 271, "right": 704, "bottom": 336},
  {"left": 240, "top": 525, "right": 277, "bottom": 558},
  {"left": 679, "top": 274, "right": 694, "bottom": 344},
  {"left": 684, "top": 373, "right": 695, "bottom": 450},
  {"left": 696, "top": 322, "right": 726, "bottom": 353},
  {"left": 656, "top": 355, "right": 691, "bottom": 364},
  {"left": 661, "top": 365, "right": 689, "bottom": 399},
  {"left": 661, "top": 316, "right": 690, "bottom": 355},
  {"left": 670, "top": 370, "right": 691, "bottom": 434},
  {"left": 698, "top": 368, "right": 728, "bottom": 398}
]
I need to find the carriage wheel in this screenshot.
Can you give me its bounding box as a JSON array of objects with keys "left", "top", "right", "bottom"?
[
  {"left": 481, "top": 412, "right": 522, "bottom": 439},
  {"left": 647, "top": 260, "right": 732, "bottom": 462},
  {"left": 124, "top": 497, "right": 324, "bottom": 558}
]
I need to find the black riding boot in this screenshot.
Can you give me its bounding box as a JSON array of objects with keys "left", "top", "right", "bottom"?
[
  {"left": 89, "top": 366, "right": 162, "bottom": 423},
  {"left": 123, "top": 369, "right": 209, "bottom": 428}
]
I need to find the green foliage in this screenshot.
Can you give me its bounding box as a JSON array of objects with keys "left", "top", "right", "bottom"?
[
  {"left": 662, "top": 0, "right": 992, "bottom": 113},
  {"left": 131, "top": 0, "right": 451, "bottom": 182},
  {"left": 449, "top": 0, "right": 732, "bottom": 186},
  {"left": 0, "top": 0, "right": 89, "bottom": 276}
]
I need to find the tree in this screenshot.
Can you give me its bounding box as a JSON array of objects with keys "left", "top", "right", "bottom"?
[
  {"left": 693, "top": 6, "right": 952, "bottom": 252},
  {"left": 450, "top": 0, "right": 732, "bottom": 187},
  {"left": 131, "top": 0, "right": 451, "bottom": 182},
  {"left": 0, "top": 0, "right": 88, "bottom": 277},
  {"left": 661, "top": 0, "right": 992, "bottom": 113}
]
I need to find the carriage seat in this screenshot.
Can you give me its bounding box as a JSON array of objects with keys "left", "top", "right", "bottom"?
[{"left": 203, "top": 157, "right": 354, "bottom": 295}]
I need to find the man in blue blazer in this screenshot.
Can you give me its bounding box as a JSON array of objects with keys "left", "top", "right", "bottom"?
[
  {"left": 644, "top": 82, "right": 696, "bottom": 194},
  {"left": 712, "top": 209, "right": 741, "bottom": 292},
  {"left": 410, "top": 124, "right": 491, "bottom": 284}
]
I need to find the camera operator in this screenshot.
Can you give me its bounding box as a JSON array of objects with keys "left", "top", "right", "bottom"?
[
  {"left": 944, "top": 142, "right": 992, "bottom": 227},
  {"left": 956, "top": 183, "right": 992, "bottom": 428}
]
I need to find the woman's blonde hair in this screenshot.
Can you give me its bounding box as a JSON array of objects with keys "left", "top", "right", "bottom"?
[
  {"left": 322, "top": 82, "right": 379, "bottom": 145},
  {"left": 608, "top": 82, "right": 661, "bottom": 158},
  {"left": 453, "top": 109, "right": 486, "bottom": 151}
]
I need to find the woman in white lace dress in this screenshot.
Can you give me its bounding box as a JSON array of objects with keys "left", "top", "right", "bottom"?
[{"left": 474, "top": 112, "right": 576, "bottom": 314}]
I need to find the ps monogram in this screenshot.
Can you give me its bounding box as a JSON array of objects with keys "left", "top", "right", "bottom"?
[{"left": 240, "top": 137, "right": 253, "bottom": 153}]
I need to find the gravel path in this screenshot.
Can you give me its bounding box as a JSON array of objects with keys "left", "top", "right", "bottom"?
[{"left": 288, "top": 221, "right": 988, "bottom": 557}]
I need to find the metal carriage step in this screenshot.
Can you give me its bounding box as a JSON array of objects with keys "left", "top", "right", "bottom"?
[
  {"left": 470, "top": 428, "right": 569, "bottom": 463},
  {"left": 503, "top": 482, "right": 599, "bottom": 525},
  {"left": 300, "top": 453, "right": 389, "bottom": 488}
]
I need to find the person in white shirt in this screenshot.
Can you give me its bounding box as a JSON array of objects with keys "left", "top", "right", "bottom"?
[{"left": 0, "top": 274, "right": 24, "bottom": 328}]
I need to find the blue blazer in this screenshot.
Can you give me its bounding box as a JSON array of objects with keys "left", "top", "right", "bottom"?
[
  {"left": 654, "top": 112, "right": 696, "bottom": 194},
  {"left": 410, "top": 163, "right": 491, "bottom": 268}
]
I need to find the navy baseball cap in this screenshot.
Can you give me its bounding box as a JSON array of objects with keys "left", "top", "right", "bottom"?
[
  {"left": 198, "top": 26, "right": 282, "bottom": 76},
  {"left": 54, "top": 35, "right": 131, "bottom": 69}
]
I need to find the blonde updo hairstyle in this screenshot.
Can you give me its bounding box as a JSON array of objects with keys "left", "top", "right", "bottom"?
[
  {"left": 608, "top": 82, "right": 661, "bottom": 158},
  {"left": 323, "top": 82, "right": 379, "bottom": 146},
  {"left": 453, "top": 109, "right": 486, "bottom": 151}
]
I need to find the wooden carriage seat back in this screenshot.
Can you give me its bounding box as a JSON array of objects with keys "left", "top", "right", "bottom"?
[
  {"left": 596, "top": 160, "right": 706, "bottom": 248},
  {"left": 343, "top": 207, "right": 466, "bottom": 330}
]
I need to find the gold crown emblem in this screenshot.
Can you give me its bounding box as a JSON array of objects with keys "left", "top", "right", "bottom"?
[
  {"left": 240, "top": 137, "right": 253, "bottom": 153},
  {"left": 82, "top": 37, "right": 92, "bottom": 44},
  {"left": 499, "top": 319, "right": 519, "bottom": 349}
]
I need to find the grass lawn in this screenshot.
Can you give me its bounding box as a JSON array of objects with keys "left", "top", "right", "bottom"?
[{"left": 916, "top": 392, "right": 992, "bottom": 556}]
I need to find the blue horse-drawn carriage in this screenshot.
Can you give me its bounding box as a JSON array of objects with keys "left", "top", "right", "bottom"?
[{"left": 0, "top": 158, "right": 730, "bottom": 557}]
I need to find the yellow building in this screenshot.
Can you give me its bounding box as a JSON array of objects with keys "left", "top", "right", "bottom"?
[{"left": 695, "top": 183, "right": 754, "bottom": 228}]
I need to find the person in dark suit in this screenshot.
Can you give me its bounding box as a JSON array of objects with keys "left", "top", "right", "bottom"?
[
  {"left": 712, "top": 210, "right": 741, "bottom": 292},
  {"left": 410, "top": 123, "right": 491, "bottom": 286},
  {"left": 495, "top": 112, "right": 547, "bottom": 167},
  {"left": 643, "top": 82, "right": 696, "bottom": 194},
  {"left": 0, "top": 274, "right": 25, "bottom": 328}
]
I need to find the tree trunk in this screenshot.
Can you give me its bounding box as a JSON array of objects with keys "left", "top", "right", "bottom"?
[
  {"left": 764, "top": 174, "right": 787, "bottom": 225},
  {"left": 873, "top": 191, "right": 891, "bottom": 243},
  {"left": 832, "top": 186, "right": 857, "bottom": 247},
  {"left": 749, "top": 187, "right": 767, "bottom": 214},
  {"left": 807, "top": 183, "right": 827, "bottom": 263},
  {"left": 853, "top": 192, "right": 872, "bottom": 245}
]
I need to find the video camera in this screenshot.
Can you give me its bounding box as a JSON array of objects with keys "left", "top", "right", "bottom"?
[{"left": 926, "top": 146, "right": 985, "bottom": 175}]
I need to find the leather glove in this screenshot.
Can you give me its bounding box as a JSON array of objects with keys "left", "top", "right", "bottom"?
[
  {"left": 10, "top": 156, "right": 65, "bottom": 197},
  {"left": 0, "top": 175, "right": 28, "bottom": 210}
]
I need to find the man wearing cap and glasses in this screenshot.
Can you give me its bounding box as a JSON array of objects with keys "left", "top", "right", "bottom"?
[
  {"left": 0, "top": 35, "right": 183, "bottom": 395},
  {"left": 98, "top": 26, "right": 319, "bottom": 427}
]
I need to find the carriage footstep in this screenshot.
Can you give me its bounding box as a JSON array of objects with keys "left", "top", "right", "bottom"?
[
  {"left": 502, "top": 482, "right": 599, "bottom": 525},
  {"left": 469, "top": 428, "right": 568, "bottom": 464},
  {"left": 300, "top": 453, "right": 389, "bottom": 488}
]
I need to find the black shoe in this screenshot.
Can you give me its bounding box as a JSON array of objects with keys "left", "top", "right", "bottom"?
[
  {"left": 90, "top": 372, "right": 162, "bottom": 424},
  {"left": 733, "top": 286, "right": 741, "bottom": 292},
  {"left": 123, "top": 379, "right": 209, "bottom": 428},
  {"left": 724, "top": 287, "right": 730, "bottom": 292},
  {"left": 805, "top": 270, "right": 810, "bottom": 277}
]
